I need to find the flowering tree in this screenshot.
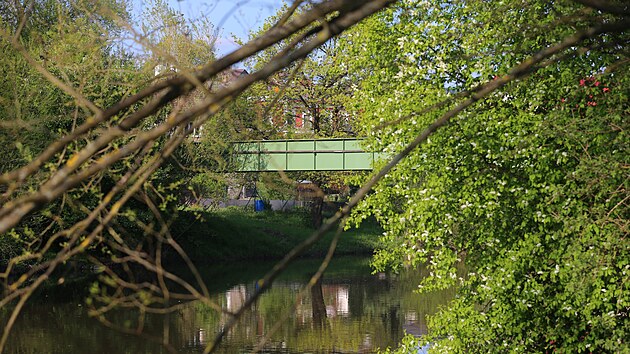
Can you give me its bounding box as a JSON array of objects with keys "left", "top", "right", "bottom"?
[{"left": 341, "top": 0, "right": 629, "bottom": 352}]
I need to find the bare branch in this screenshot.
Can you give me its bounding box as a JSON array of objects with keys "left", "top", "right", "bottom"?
[{"left": 0, "top": 0, "right": 372, "bottom": 188}]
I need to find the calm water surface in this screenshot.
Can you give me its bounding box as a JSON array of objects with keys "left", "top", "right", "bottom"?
[{"left": 5, "top": 257, "right": 455, "bottom": 353}]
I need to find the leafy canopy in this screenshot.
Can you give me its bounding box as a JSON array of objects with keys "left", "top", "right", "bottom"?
[{"left": 342, "top": 0, "right": 629, "bottom": 352}]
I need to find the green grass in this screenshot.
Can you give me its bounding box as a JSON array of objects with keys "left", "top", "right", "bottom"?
[{"left": 169, "top": 207, "right": 381, "bottom": 263}]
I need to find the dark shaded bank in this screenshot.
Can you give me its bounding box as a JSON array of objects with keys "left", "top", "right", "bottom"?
[
  {"left": 169, "top": 207, "right": 381, "bottom": 263},
  {"left": 21, "top": 207, "right": 380, "bottom": 302}
]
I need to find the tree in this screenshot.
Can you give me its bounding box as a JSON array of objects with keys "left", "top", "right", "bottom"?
[
  {"left": 0, "top": 0, "right": 143, "bottom": 265},
  {"left": 237, "top": 4, "right": 369, "bottom": 227},
  {"left": 342, "top": 1, "right": 629, "bottom": 352},
  {"left": 242, "top": 4, "right": 357, "bottom": 138},
  {"left": 0, "top": 1, "right": 396, "bottom": 353},
  {"left": 0, "top": 0, "right": 137, "bottom": 172},
  {"left": 0, "top": 0, "right": 627, "bottom": 353},
  {"left": 140, "top": 0, "right": 216, "bottom": 70}
]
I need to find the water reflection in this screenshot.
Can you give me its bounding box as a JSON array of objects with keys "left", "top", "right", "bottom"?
[{"left": 4, "top": 257, "right": 457, "bottom": 353}]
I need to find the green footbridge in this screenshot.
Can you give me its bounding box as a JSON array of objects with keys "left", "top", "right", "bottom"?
[{"left": 232, "top": 138, "right": 383, "bottom": 172}]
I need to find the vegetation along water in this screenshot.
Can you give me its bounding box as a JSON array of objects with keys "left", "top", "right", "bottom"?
[
  {"left": 1, "top": 0, "right": 628, "bottom": 353},
  {"left": 4, "top": 257, "right": 458, "bottom": 353}
]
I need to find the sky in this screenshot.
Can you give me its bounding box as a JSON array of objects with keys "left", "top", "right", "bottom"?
[{"left": 131, "top": 0, "right": 285, "bottom": 56}]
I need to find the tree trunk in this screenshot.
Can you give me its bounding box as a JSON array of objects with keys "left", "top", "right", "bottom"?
[
  {"left": 310, "top": 195, "right": 323, "bottom": 228},
  {"left": 311, "top": 276, "right": 327, "bottom": 328}
]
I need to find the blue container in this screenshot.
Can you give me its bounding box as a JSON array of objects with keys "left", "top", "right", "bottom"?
[{"left": 254, "top": 200, "right": 265, "bottom": 212}]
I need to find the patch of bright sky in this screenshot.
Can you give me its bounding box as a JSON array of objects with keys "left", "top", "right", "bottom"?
[{"left": 131, "top": 0, "right": 285, "bottom": 56}]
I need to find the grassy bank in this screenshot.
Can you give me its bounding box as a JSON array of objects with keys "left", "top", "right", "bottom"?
[{"left": 170, "top": 207, "right": 381, "bottom": 263}]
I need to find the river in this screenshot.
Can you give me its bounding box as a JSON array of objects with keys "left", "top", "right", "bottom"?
[{"left": 4, "top": 257, "right": 455, "bottom": 353}]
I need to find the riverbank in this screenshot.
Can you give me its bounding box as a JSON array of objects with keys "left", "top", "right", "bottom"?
[
  {"left": 14, "top": 206, "right": 381, "bottom": 302},
  {"left": 170, "top": 207, "right": 381, "bottom": 263},
  {"left": 6, "top": 256, "right": 452, "bottom": 354}
]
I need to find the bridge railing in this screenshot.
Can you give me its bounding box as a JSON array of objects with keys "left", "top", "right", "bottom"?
[{"left": 231, "top": 138, "right": 383, "bottom": 172}]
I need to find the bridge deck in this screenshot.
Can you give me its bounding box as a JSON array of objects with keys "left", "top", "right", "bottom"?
[{"left": 232, "top": 138, "right": 382, "bottom": 172}]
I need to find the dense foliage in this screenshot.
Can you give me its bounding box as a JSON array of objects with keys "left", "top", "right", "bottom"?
[
  {"left": 0, "top": 0, "right": 143, "bottom": 260},
  {"left": 343, "top": 0, "right": 628, "bottom": 352},
  {"left": 241, "top": 4, "right": 357, "bottom": 138},
  {"left": 0, "top": 0, "right": 135, "bottom": 172},
  {"left": 1, "top": 0, "right": 626, "bottom": 352}
]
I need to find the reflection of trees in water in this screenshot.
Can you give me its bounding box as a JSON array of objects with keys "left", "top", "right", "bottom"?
[
  {"left": 147, "top": 273, "right": 406, "bottom": 352},
  {"left": 6, "top": 260, "right": 458, "bottom": 353},
  {"left": 4, "top": 301, "right": 200, "bottom": 353},
  {"left": 311, "top": 276, "right": 327, "bottom": 329},
  {"left": 197, "top": 268, "right": 454, "bottom": 353}
]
